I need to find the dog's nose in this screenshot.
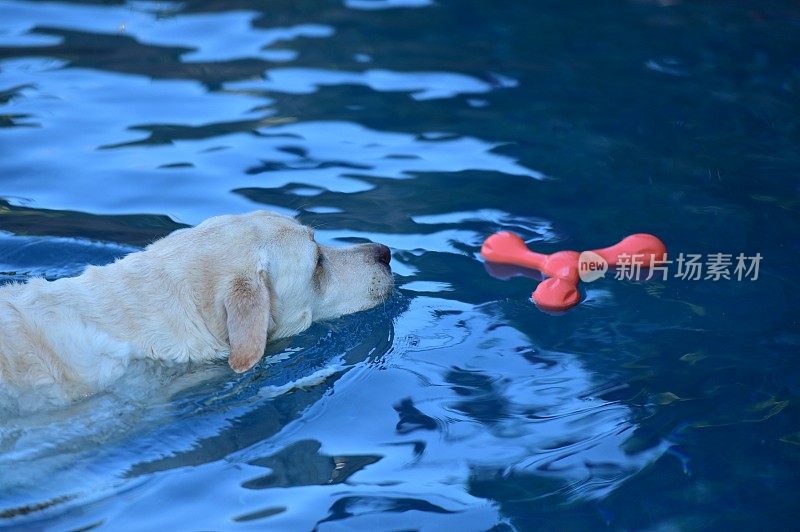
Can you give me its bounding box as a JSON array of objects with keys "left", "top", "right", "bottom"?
[{"left": 373, "top": 244, "right": 391, "bottom": 266}]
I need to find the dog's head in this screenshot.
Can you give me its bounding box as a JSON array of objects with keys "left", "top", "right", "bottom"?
[{"left": 147, "top": 211, "right": 393, "bottom": 372}]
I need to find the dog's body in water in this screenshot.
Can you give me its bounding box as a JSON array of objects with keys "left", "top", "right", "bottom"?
[{"left": 0, "top": 211, "right": 393, "bottom": 408}]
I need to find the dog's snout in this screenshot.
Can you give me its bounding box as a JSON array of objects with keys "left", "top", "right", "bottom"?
[{"left": 372, "top": 244, "right": 391, "bottom": 266}]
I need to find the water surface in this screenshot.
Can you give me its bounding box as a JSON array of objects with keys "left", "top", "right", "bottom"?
[{"left": 1, "top": 0, "right": 799, "bottom": 529}]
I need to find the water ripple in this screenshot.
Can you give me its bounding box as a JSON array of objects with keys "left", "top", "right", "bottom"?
[
  {"left": 0, "top": 0, "right": 333, "bottom": 62},
  {"left": 234, "top": 67, "right": 504, "bottom": 100}
]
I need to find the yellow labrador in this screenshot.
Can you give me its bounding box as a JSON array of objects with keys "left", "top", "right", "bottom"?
[{"left": 0, "top": 211, "right": 393, "bottom": 405}]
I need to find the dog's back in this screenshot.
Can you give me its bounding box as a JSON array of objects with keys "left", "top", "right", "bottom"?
[
  {"left": 0, "top": 277, "right": 131, "bottom": 408},
  {"left": 0, "top": 250, "right": 227, "bottom": 408}
]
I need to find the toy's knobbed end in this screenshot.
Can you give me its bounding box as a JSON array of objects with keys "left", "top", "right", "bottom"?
[
  {"left": 480, "top": 231, "right": 527, "bottom": 263},
  {"left": 593, "top": 233, "right": 668, "bottom": 266},
  {"left": 480, "top": 231, "right": 547, "bottom": 272},
  {"left": 531, "top": 277, "right": 580, "bottom": 312},
  {"left": 628, "top": 233, "right": 668, "bottom": 262}
]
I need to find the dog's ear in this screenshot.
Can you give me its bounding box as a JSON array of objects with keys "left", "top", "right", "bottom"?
[{"left": 224, "top": 272, "right": 272, "bottom": 373}]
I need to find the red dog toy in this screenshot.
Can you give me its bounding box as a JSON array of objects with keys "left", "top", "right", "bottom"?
[{"left": 481, "top": 232, "right": 667, "bottom": 312}]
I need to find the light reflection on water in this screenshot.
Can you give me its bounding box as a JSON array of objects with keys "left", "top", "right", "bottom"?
[
  {"left": 0, "top": 289, "right": 663, "bottom": 528},
  {"left": 1, "top": 55, "right": 538, "bottom": 222},
  {"left": 0, "top": 0, "right": 333, "bottom": 60}
]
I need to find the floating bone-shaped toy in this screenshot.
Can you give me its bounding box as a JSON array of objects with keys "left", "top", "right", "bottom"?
[{"left": 481, "top": 232, "right": 667, "bottom": 312}]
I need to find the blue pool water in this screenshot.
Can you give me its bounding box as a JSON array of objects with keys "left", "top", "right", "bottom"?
[{"left": 1, "top": 0, "right": 799, "bottom": 529}]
